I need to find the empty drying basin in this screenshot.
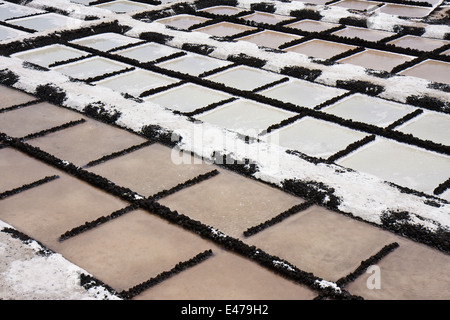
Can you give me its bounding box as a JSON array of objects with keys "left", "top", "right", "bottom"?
[
  {"left": 387, "top": 35, "right": 449, "bottom": 52},
  {"left": 337, "top": 138, "right": 450, "bottom": 194},
  {"left": 284, "top": 39, "right": 357, "bottom": 60},
  {"left": 237, "top": 30, "right": 302, "bottom": 49},
  {"left": 338, "top": 48, "right": 414, "bottom": 72},
  {"left": 332, "top": 26, "right": 394, "bottom": 42},
  {"left": 155, "top": 53, "right": 232, "bottom": 76},
  {"left": 239, "top": 11, "right": 294, "bottom": 25},
  {"left": 205, "top": 65, "right": 284, "bottom": 91},
  {"left": 70, "top": 33, "right": 142, "bottom": 52},
  {"left": 195, "top": 98, "right": 296, "bottom": 136},
  {"left": 93, "top": 68, "right": 178, "bottom": 96},
  {"left": 11, "top": 44, "right": 89, "bottom": 67},
  {"left": 198, "top": 6, "right": 246, "bottom": 16},
  {"left": 51, "top": 56, "right": 131, "bottom": 80},
  {"left": 194, "top": 21, "right": 257, "bottom": 38},
  {"left": 8, "top": 13, "right": 82, "bottom": 32},
  {"left": 155, "top": 14, "right": 210, "bottom": 30},
  {"left": 265, "top": 117, "right": 368, "bottom": 158},
  {"left": 258, "top": 78, "right": 347, "bottom": 108},
  {"left": 94, "top": 0, "right": 154, "bottom": 13},
  {"left": 399, "top": 60, "right": 450, "bottom": 85},
  {"left": 285, "top": 19, "right": 338, "bottom": 33},
  {"left": 113, "top": 42, "right": 181, "bottom": 63},
  {"left": 322, "top": 93, "right": 414, "bottom": 127},
  {"left": 145, "top": 83, "right": 233, "bottom": 113}
]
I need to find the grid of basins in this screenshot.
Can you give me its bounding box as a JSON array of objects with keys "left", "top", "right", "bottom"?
[{"left": 0, "top": 0, "right": 450, "bottom": 300}]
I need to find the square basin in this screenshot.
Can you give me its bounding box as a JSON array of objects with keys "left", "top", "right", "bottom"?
[
  {"left": 8, "top": 13, "right": 82, "bottom": 32},
  {"left": 379, "top": 4, "right": 433, "bottom": 17},
  {"left": 0, "top": 2, "right": 45, "bottom": 21},
  {"left": 239, "top": 11, "right": 294, "bottom": 25},
  {"left": 70, "top": 32, "right": 142, "bottom": 52},
  {"left": 291, "top": 0, "right": 329, "bottom": 4},
  {"left": 332, "top": 26, "right": 395, "bottom": 42},
  {"left": 11, "top": 44, "right": 89, "bottom": 67},
  {"left": 155, "top": 14, "right": 210, "bottom": 30},
  {"left": 258, "top": 78, "right": 347, "bottom": 108},
  {"left": 387, "top": 35, "right": 449, "bottom": 52},
  {"left": 396, "top": 111, "right": 450, "bottom": 146},
  {"left": 205, "top": 65, "right": 284, "bottom": 91},
  {"left": 198, "top": 5, "right": 246, "bottom": 16},
  {"left": 337, "top": 138, "right": 450, "bottom": 194},
  {"left": 285, "top": 19, "right": 339, "bottom": 33},
  {"left": 51, "top": 56, "right": 131, "bottom": 80},
  {"left": 284, "top": 39, "right": 357, "bottom": 60},
  {"left": 338, "top": 48, "right": 415, "bottom": 72},
  {"left": 93, "top": 68, "right": 178, "bottom": 96},
  {"left": 144, "top": 83, "right": 233, "bottom": 113},
  {"left": 113, "top": 42, "right": 181, "bottom": 62},
  {"left": 331, "top": 0, "right": 381, "bottom": 11},
  {"left": 237, "top": 30, "right": 302, "bottom": 49},
  {"left": 0, "top": 85, "right": 36, "bottom": 110},
  {"left": 155, "top": 52, "right": 232, "bottom": 76},
  {"left": 265, "top": 117, "right": 368, "bottom": 158},
  {"left": 158, "top": 168, "right": 304, "bottom": 240},
  {"left": 0, "top": 101, "right": 85, "bottom": 138},
  {"left": 0, "top": 25, "right": 29, "bottom": 41},
  {"left": 195, "top": 98, "right": 296, "bottom": 136},
  {"left": 322, "top": 93, "right": 414, "bottom": 127},
  {"left": 399, "top": 59, "right": 450, "bottom": 85},
  {"left": 194, "top": 21, "right": 257, "bottom": 38},
  {"left": 94, "top": 0, "right": 153, "bottom": 13}
]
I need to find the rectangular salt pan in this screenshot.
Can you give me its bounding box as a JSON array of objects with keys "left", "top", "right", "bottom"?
[
  {"left": 399, "top": 60, "right": 450, "bottom": 85},
  {"left": 145, "top": 83, "right": 233, "bottom": 113},
  {"left": 258, "top": 78, "right": 346, "bottom": 108},
  {"left": 396, "top": 111, "right": 450, "bottom": 146},
  {"left": 11, "top": 44, "right": 89, "bottom": 68},
  {"left": 0, "top": 2, "right": 45, "bottom": 21},
  {"left": 199, "top": 6, "right": 246, "bottom": 16},
  {"left": 285, "top": 19, "right": 338, "bottom": 33},
  {"left": 52, "top": 57, "right": 130, "bottom": 80},
  {"left": 70, "top": 33, "right": 142, "bottom": 52},
  {"left": 387, "top": 35, "right": 449, "bottom": 52},
  {"left": 195, "top": 99, "right": 296, "bottom": 137},
  {"left": 237, "top": 30, "right": 302, "bottom": 49},
  {"left": 194, "top": 22, "right": 257, "bottom": 38},
  {"left": 284, "top": 39, "right": 357, "bottom": 60},
  {"left": 337, "top": 138, "right": 450, "bottom": 194},
  {"left": 94, "top": 0, "right": 153, "bottom": 13},
  {"left": 331, "top": 0, "right": 382, "bottom": 11},
  {"left": 93, "top": 69, "right": 178, "bottom": 97},
  {"left": 155, "top": 14, "right": 210, "bottom": 30},
  {"left": 322, "top": 93, "right": 414, "bottom": 127},
  {"left": 0, "top": 25, "right": 29, "bottom": 41},
  {"left": 156, "top": 53, "right": 232, "bottom": 76},
  {"left": 265, "top": 117, "right": 367, "bottom": 158},
  {"left": 205, "top": 65, "right": 283, "bottom": 91},
  {"left": 338, "top": 49, "right": 414, "bottom": 72},
  {"left": 379, "top": 4, "right": 433, "bottom": 17},
  {"left": 332, "top": 26, "right": 394, "bottom": 42},
  {"left": 113, "top": 42, "right": 181, "bottom": 63},
  {"left": 8, "top": 13, "right": 82, "bottom": 32},
  {"left": 240, "top": 12, "right": 294, "bottom": 25}
]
